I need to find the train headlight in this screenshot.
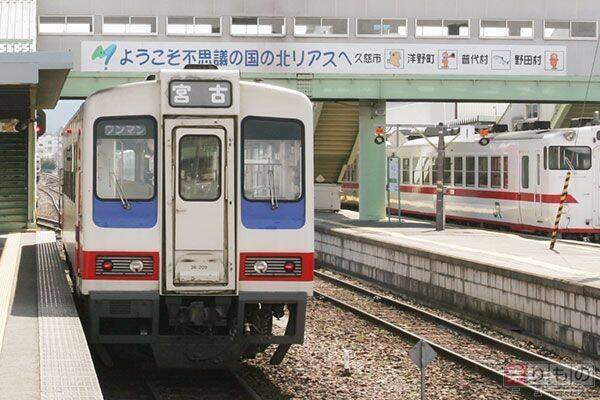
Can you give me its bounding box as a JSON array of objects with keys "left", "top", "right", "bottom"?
[
  {"left": 129, "top": 259, "right": 144, "bottom": 273},
  {"left": 253, "top": 260, "right": 268, "bottom": 274},
  {"left": 564, "top": 130, "right": 576, "bottom": 141}
]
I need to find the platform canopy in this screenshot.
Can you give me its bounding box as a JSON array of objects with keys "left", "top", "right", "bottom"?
[{"left": 0, "top": 51, "right": 72, "bottom": 119}]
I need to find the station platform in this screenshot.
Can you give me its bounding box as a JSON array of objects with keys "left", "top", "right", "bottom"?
[
  {"left": 315, "top": 210, "right": 600, "bottom": 359},
  {"left": 0, "top": 231, "right": 103, "bottom": 400}
]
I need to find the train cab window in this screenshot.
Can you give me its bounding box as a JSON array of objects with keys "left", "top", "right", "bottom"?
[
  {"left": 521, "top": 155, "right": 530, "bottom": 189},
  {"left": 412, "top": 157, "right": 422, "bottom": 184},
  {"left": 453, "top": 157, "right": 463, "bottom": 186},
  {"left": 548, "top": 146, "right": 591, "bottom": 170},
  {"left": 491, "top": 156, "right": 501, "bottom": 188},
  {"left": 401, "top": 158, "right": 410, "bottom": 184},
  {"left": 94, "top": 117, "right": 156, "bottom": 201},
  {"left": 179, "top": 135, "right": 221, "bottom": 201},
  {"left": 242, "top": 117, "right": 303, "bottom": 201},
  {"left": 465, "top": 156, "right": 475, "bottom": 187},
  {"left": 478, "top": 156, "right": 489, "bottom": 187},
  {"left": 503, "top": 156, "right": 509, "bottom": 188}
]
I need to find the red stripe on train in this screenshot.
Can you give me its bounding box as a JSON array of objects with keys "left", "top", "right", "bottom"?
[
  {"left": 342, "top": 183, "right": 578, "bottom": 204},
  {"left": 396, "top": 208, "right": 600, "bottom": 234}
]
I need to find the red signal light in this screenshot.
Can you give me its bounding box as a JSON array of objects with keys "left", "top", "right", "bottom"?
[
  {"left": 283, "top": 261, "right": 296, "bottom": 273},
  {"left": 102, "top": 260, "right": 113, "bottom": 271}
]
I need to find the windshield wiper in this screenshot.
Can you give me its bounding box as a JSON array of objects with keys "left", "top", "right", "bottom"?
[
  {"left": 268, "top": 166, "right": 279, "bottom": 210},
  {"left": 112, "top": 172, "right": 131, "bottom": 210}
]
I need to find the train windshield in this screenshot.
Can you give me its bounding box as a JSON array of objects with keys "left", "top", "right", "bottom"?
[
  {"left": 242, "top": 117, "right": 304, "bottom": 202},
  {"left": 94, "top": 117, "right": 156, "bottom": 201},
  {"left": 548, "top": 146, "right": 591, "bottom": 170}
]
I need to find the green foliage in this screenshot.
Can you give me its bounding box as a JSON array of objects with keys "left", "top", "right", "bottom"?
[{"left": 40, "top": 157, "right": 56, "bottom": 171}]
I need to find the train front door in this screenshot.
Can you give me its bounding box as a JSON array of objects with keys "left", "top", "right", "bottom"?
[
  {"left": 163, "top": 119, "right": 236, "bottom": 293},
  {"left": 534, "top": 151, "right": 543, "bottom": 223},
  {"left": 519, "top": 150, "right": 543, "bottom": 227}
]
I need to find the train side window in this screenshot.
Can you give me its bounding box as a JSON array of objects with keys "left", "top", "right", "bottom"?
[
  {"left": 478, "top": 156, "right": 489, "bottom": 188},
  {"left": 465, "top": 156, "right": 475, "bottom": 187},
  {"left": 536, "top": 153, "right": 541, "bottom": 185},
  {"left": 453, "top": 156, "right": 463, "bottom": 186},
  {"left": 503, "top": 156, "right": 509, "bottom": 188},
  {"left": 412, "top": 157, "right": 421, "bottom": 184},
  {"left": 491, "top": 156, "right": 501, "bottom": 188},
  {"left": 543, "top": 146, "right": 547, "bottom": 170},
  {"left": 443, "top": 157, "right": 452, "bottom": 185},
  {"left": 423, "top": 157, "right": 432, "bottom": 185},
  {"left": 521, "top": 155, "right": 530, "bottom": 189},
  {"left": 401, "top": 158, "right": 410, "bottom": 184},
  {"left": 63, "top": 144, "right": 74, "bottom": 201}
]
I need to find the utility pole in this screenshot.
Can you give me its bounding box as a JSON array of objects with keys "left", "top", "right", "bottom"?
[{"left": 435, "top": 126, "right": 445, "bottom": 231}]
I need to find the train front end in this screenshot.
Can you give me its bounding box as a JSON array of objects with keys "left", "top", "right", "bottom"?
[{"left": 75, "top": 69, "right": 313, "bottom": 368}]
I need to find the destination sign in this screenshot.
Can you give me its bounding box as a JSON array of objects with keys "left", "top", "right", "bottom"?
[
  {"left": 103, "top": 124, "right": 147, "bottom": 136},
  {"left": 169, "top": 80, "right": 232, "bottom": 108}
]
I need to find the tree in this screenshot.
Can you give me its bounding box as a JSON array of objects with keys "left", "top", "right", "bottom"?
[{"left": 40, "top": 157, "right": 57, "bottom": 171}]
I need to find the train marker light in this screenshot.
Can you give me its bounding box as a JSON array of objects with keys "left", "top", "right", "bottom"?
[
  {"left": 129, "top": 259, "right": 144, "bottom": 273},
  {"left": 253, "top": 260, "right": 268, "bottom": 274},
  {"left": 102, "top": 260, "right": 113, "bottom": 272},
  {"left": 283, "top": 261, "right": 296, "bottom": 273},
  {"left": 374, "top": 126, "right": 385, "bottom": 144}
]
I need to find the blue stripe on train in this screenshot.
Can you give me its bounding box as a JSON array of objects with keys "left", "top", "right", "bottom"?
[
  {"left": 241, "top": 198, "right": 305, "bottom": 229},
  {"left": 93, "top": 198, "right": 157, "bottom": 228}
]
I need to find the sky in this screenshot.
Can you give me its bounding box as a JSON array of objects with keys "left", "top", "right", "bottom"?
[{"left": 44, "top": 100, "right": 84, "bottom": 135}]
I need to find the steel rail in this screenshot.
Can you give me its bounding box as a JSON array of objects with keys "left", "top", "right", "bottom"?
[
  {"left": 142, "top": 370, "right": 263, "bottom": 400},
  {"left": 230, "top": 370, "right": 264, "bottom": 400},
  {"left": 315, "top": 270, "right": 600, "bottom": 387},
  {"left": 36, "top": 216, "right": 60, "bottom": 231},
  {"left": 314, "top": 288, "right": 561, "bottom": 400},
  {"left": 38, "top": 186, "right": 60, "bottom": 214}
]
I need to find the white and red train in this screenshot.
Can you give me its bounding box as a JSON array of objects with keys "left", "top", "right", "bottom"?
[
  {"left": 60, "top": 68, "right": 313, "bottom": 367},
  {"left": 342, "top": 124, "right": 600, "bottom": 240}
]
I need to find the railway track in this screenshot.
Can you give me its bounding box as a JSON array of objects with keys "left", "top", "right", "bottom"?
[
  {"left": 36, "top": 216, "right": 60, "bottom": 231},
  {"left": 38, "top": 186, "right": 60, "bottom": 213},
  {"left": 314, "top": 269, "right": 600, "bottom": 400},
  {"left": 99, "top": 366, "right": 263, "bottom": 400},
  {"left": 142, "top": 369, "right": 263, "bottom": 400}
]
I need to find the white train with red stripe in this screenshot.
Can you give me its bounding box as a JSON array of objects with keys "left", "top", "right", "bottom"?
[
  {"left": 342, "top": 125, "right": 600, "bottom": 240},
  {"left": 60, "top": 68, "right": 313, "bottom": 367}
]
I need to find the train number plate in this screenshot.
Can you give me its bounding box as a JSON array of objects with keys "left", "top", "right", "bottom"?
[{"left": 174, "top": 252, "right": 226, "bottom": 284}]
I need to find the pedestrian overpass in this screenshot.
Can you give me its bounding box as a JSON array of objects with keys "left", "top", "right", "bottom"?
[{"left": 59, "top": 71, "right": 600, "bottom": 220}]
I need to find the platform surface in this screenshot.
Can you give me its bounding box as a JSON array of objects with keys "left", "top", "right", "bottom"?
[
  {"left": 316, "top": 210, "right": 600, "bottom": 291},
  {"left": 0, "top": 231, "right": 103, "bottom": 400}
]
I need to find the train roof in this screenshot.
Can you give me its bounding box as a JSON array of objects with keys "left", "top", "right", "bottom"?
[{"left": 400, "top": 125, "right": 599, "bottom": 148}]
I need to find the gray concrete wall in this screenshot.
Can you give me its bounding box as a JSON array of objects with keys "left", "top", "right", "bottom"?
[
  {"left": 35, "top": 0, "right": 600, "bottom": 75},
  {"left": 315, "top": 225, "right": 600, "bottom": 358}
]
